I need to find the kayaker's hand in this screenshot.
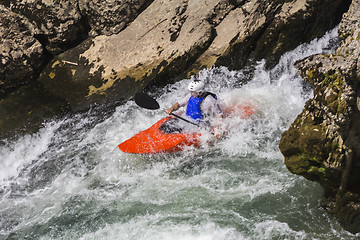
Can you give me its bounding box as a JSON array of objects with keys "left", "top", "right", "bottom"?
[
  {"left": 215, "top": 132, "right": 222, "bottom": 139},
  {"left": 165, "top": 102, "right": 180, "bottom": 115},
  {"left": 165, "top": 108, "right": 172, "bottom": 115},
  {"left": 212, "top": 127, "right": 222, "bottom": 139}
]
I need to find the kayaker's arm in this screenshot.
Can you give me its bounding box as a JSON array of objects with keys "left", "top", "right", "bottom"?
[
  {"left": 165, "top": 102, "right": 180, "bottom": 115},
  {"left": 212, "top": 115, "right": 224, "bottom": 139},
  {"left": 201, "top": 96, "right": 224, "bottom": 139}
]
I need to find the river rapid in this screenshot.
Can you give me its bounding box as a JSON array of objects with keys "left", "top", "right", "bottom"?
[{"left": 0, "top": 28, "right": 359, "bottom": 240}]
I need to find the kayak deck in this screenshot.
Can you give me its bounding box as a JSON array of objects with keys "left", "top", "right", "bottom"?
[{"left": 118, "top": 117, "right": 201, "bottom": 154}]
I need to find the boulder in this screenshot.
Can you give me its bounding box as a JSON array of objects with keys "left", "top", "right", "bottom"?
[
  {"left": 0, "top": 5, "right": 44, "bottom": 96},
  {"left": 38, "top": 0, "right": 351, "bottom": 112},
  {"left": 279, "top": 0, "right": 360, "bottom": 233},
  {"left": 78, "top": 0, "right": 153, "bottom": 36},
  {"left": 0, "top": 0, "right": 353, "bottom": 137},
  {"left": 3, "top": 0, "right": 87, "bottom": 55},
  {"left": 0, "top": 81, "right": 70, "bottom": 139},
  {"left": 38, "top": 0, "right": 222, "bottom": 111},
  {"left": 249, "top": 0, "right": 351, "bottom": 68},
  {"left": 187, "top": 1, "right": 266, "bottom": 74},
  {"left": 211, "top": 0, "right": 350, "bottom": 69}
]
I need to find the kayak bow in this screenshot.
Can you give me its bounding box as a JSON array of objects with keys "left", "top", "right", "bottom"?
[{"left": 118, "top": 117, "right": 201, "bottom": 154}]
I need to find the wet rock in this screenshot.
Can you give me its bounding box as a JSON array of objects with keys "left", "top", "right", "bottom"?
[
  {"left": 38, "top": 0, "right": 220, "bottom": 111},
  {"left": 0, "top": 5, "right": 44, "bottom": 95},
  {"left": 3, "top": 0, "right": 87, "bottom": 55},
  {"left": 192, "top": 0, "right": 351, "bottom": 72},
  {"left": 78, "top": 0, "right": 153, "bottom": 36},
  {"left": 188, "top": 1, "right": 266, "bottom": 73},
  {"left": 257, "top": 0, "right": 350, "bottom": 68},
  {"left": 38, "top": 0, "right": 351, "bottom": 111},
  {"left": 279, "top": 0, "right": 360, "bottom": 233},
  {"left": 0, "top": 81, "right": 70, "bottom": 139},
  {"left": 0, "top": 0, "right": 353, "bottom": 138}
]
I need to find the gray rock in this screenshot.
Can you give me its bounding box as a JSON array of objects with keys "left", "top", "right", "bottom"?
[
  {"left": 38, "top": 0, "right": 350, "bottom": 111},
  {"left": 0, "top": 5, "right": 44, "bottom": 94},
  {"left": 0, "top": 0, "right": 353, "bottom": 138},
  {"left": 4, "top": 0, "right": 86, "bottom": 55},
  {"left": 280, "top": 0, "right": 360, "bottom": 233},
  {"left": 0, "top": 81, "right": 70, "bottom": 139},
  {"left": 39, "top": 0, "right": 220, "bottom": 110},
  {"left": 78, "top": 0, "right": 153, "bottom": 36}
]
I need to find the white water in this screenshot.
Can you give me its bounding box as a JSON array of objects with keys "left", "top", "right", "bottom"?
[{"left": 0, "top": 27, "right": 359, "bottom": 239}]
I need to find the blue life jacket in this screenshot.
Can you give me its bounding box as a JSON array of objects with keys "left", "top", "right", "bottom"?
[{"left": 186, "top": 92, "right": 217, "bottom": 121}]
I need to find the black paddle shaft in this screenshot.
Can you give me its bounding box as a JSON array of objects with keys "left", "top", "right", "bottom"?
[{"left": 170, "top": 113, "right": 199, "bottom": 127}]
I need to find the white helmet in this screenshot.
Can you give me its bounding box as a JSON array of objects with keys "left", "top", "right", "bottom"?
[{"left": 188, "top": 79, "right": 205, "bottom": 92}]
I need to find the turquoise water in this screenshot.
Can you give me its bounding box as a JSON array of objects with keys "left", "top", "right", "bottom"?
[{"left": 0, "top": 28, "right": 358, "bottom": 239}]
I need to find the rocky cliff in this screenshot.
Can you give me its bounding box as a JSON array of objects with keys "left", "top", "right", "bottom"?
[
  {"left": 0, "top": 0, "right": 350, "bottom": 137},
  {"left": 279, "top": 0, "right": 360, "bottom": 233}
]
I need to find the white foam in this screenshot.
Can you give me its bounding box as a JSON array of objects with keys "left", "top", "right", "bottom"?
[
  {"left": 78, "top": 218, "right": 245, "bottom": 240},
  {"left": 253, "top": 220, "right": 306, "bottom": 239},
  {"left": 0, "top": 121, "right": 62, "bottom": 183}
]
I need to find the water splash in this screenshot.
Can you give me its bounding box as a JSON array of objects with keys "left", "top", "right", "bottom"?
[{"left": 1, "top": 27, "right": 359, "bottom": 239}]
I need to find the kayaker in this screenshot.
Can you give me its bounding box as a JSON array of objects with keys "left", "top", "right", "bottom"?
[{"left": 165, "top": 79, "right": 223, "bottom": 138}]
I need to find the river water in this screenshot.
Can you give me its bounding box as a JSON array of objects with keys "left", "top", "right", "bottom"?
[{"left": 0, "top": 28, "right": 359, "bottom": 240}]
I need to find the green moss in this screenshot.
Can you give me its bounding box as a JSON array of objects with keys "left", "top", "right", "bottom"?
[
  {"left": 301, "top": 153, "right": 323, "bottom": 165},
  {"left": 308, "top": 166, "right": 327, "bottom": 176},
  {"left": 309, "top": 166, "right": 319, "bottom": 173},
  {"left": 318, "top": 167, "right": 326, "bottom": 175},
  {"left": 328, "top": 99, "right": 339, "bottom": 113},
  {"left": 321, "top": 71, "right": 336, "bottom": 87},
  {"left": 307, "top": 70, "right": 314, "bottom": 81},
  {"left": 319, "top": 71, "right": 347, "bottom": 115},
  {"left": 305, "top": 164, "right": 331, "bottom": 182},
  {"left": 286, "top": 155, "right": 310, "bottom": 174},
  {"left": 337, "top": 98, "right": 347, "bottom": 113}
]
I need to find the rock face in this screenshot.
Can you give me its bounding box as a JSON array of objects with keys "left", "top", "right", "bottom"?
[
  {"left": 279, "top": 0, "right": 360, "bottom": 233},
  {"left": 0, "top": 0, "right": 353, "bottom": 137},
  {"left": 0, "top": 81, "right": 70, "bottom": 138},
  {"left": 39, "top": 0, "right": 220, "bottom": 110},
  {"left": 38, "top": 0, "right": 350, "bottom": 111},
  {"left": 3, "top": 0, "right": 87, "bottom": 55},
  {"left": 78, "top": 0, "right": 153, "bottom": 36},
  {"left": 0, "top": 5, "right": 44, "bottom": 96}
]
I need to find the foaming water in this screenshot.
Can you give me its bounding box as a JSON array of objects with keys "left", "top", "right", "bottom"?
[
  {"left": 1, "top": 27, "right": 359, "bottom": 239},
  {"left": 0, "top": 121, "right": 60, "bottom": 183}
]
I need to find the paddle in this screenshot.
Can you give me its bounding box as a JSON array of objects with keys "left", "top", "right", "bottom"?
[{"left": 134, "top": 92, "right": 200, "bottom": 127}]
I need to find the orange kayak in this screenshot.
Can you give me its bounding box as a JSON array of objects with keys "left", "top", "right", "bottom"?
[
  {"left": 223, "top": 102, "right": 256, "bottom": 118},
  {"left": 118, "top": 103, "right": 256, "bottom": 154},
  {"left": 118, "top": 117, "right": 201, "bottom": 154}
]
